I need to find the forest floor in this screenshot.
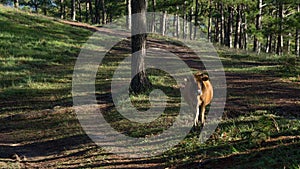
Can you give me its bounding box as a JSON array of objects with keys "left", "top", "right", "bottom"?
[{"left": 0, "top": 6, "right": 300, "bottom": 169}]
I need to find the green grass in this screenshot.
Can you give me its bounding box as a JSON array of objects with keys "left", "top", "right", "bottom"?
[
  {"left": 0, "top": 6, "right": 92, "bottom": 112},
  {"left": 0, "top": 5, "right": 300, "bottom": 169},
  {"left": 219, "top": 46, "right": 300, "bottom": 79}
]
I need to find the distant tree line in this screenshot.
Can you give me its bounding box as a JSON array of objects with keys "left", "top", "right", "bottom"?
[{"left": 1, "top": 0, "right": 299, "bottom": 56}]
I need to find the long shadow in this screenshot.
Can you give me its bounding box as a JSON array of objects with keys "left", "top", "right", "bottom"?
[
  {"left": 224, "top": 72, "right": 300, "bottom": 119},
  {"left": 0, "top": 134, "right": 93, "bottom": 159},
  {"left": 178, "top": 140, "right": 300, "bottom": 169}
]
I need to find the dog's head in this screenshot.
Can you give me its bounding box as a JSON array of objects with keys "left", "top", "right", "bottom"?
[
  {"left": 194, "top": 71, "right": 209, "bottom": 83},
  {"left": 180, "top": 75, "right": 199, "bottom": 108}
]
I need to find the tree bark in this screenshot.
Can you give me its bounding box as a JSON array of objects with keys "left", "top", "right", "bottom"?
[
  {"left": 182, "top": 2, "right": 187, "bottom": 39},
  {"left": 207, "top": 0, "right": 212, "bottom": 42},
  {"left": 287, "top": 33, "right": 291, "bottom": 54},
  {"left": 254, "top": 0, "right": 262, "bottom": 54},
  {"left": 239, "top": 4, "right": 245, "bottom": 49},
  {"left": 194, "top": 0, "right": 199, "bottom": 39},
  {"left": 34, "top": 3, "right": 38, "bottom": 13},
  {"left": 266, "top": 34, "right": 271, "bottom": 53},
  {"left": 130, "top": 0, "right": 151, "bottom": 94},
  {"left": 85, "top": 0, "right": 89, "bottom": 22},
  {"left": 88, "top": 0, "right": 93, "bottom": 23},
  {"left": 234, "top": 5, "right": 241, "bottom": 49},
  {"left": 71, "top": 0, "right": 76, "bottom": 21},
  {"left": 95, "top": 0, "right": 100, "bottom": 23},
  {"left": 43, "top": 6, "right": 47, "bottom": 16},
  {"left": 220, "top": 2, "right": 225, "bottom": 45},
  {"left": 214, "top": 3, "right": 220, "bottom": 43},
  {"left": 227, "top": 6, "right": 233, "bottom": 48},
  {"left": 189, "top": 8, "right": 193, "bottom": 40},
  {"left": 126, "top": 0, "right": 131, "bottom": 30},
  {"left": 61, "top": 0, "right": 64, "bottom": 19},
  {"left": 78, "top": 0, "right": 82, "bottom": 22},
  {"left": 160, "top": 11, "right": 167, "bottom": 36},
  {"left": 268, "top": 34, "right": 273, "bottom": 53},
  {"left": 151, "top": 0, "right": 156, "bottom": 32},
  {"left": 243, "top": 17, "right": 248, "bottom": 51},
  {"left": 101, "top": 0, "right": 106, "bottom": 25},
  {"left": 14, "top": 0, "right": 19, "bottom": 8},
  {"left": 173, "top": 14, "right": 176, "bottom": 36},
  {"left": 176, "top": 6, "right": 180, "bottom": 38},
  {"left": 277, "top": 2, "right": 284, "bottom": 55},
  {"left": 296, "top": 4, "right": 300, "bottom": 56},
  {"left": 296, "top": 29, "right": 300, "bottom": 56}
]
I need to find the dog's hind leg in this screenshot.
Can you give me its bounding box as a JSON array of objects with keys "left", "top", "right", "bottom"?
[
  {"left": 194, "top": 104, "right": 200, "bottom": 126},
  {"left": 200, "top": 104, "right": 206, "bottom": 125}
]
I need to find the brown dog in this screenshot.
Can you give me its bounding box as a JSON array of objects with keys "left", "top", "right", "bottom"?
[
  {"left": 181, "top": 72, "right": 213, "bottom": 126},
  {"left": 194, "top": 72, "right": 213, "bottom": 126}
]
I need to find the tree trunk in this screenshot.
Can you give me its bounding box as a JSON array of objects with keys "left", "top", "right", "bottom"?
[
  {"left": 234, "top": 5, "right": 241, "bottom": 49},
  {"left": 296, "top": 29, "right": 300, "bottom": 56},
  {"left": 296, "top": 4, "right": 300, "bottom": 56},
  {"left": 126, "top": 0, "right": 131, "bottom": 30},
  {"left": 34, "top": 2, "right": 38, "bottom": 13},
  {"left": 254, "top": 0, "right": 262, "bottom": 54},
  {"left": 109, "top": 11, "right": 113, "bottom": 23},
  {"left": 130, "top": 0, "right": 151, "bottom": 94},
  {"left": 78, "top": 0, "right": 82, "bottom": 22},
  {"left": 151, "top": 0, "right": 156, "bottom": 32},
  {"left": 277, "top": 2, "right": 284, "bottom": 55},
  {"left": 207, "top": 0, "right": 212, "bottom": 42},
  {"left": 61, "top": 0, "right": 64, "bottom": 19},
  {"left": 173, "top": 14, "right": 176, "bottom": 36},
  {"left": 287, "top": 33, "right": 291, "bottom": 54},
  {"left": 227, "top": 6, "right": 233, "bottom": 48},
  {"left": 71, "top": 0, "right": 76, "bottom": 21},
  {"left": 189, "top": 8, "right": 193, "bottom": 40},
  {"left": 220, "top": 2, "right": 225, "bottom": 45},
  {"left": 194, "top": 0, "right": 199, "bottom": 39},
  {"left": 185, "top": 13, "right": 189, "bottom": 39},
  {"left": 176, "top": 6, "right": 180, "bottom": 38},
  {"left": 182, "top": 2, "right": 187, "bottom": 39},
  {"left": 273, "top": 36, "right": 277, "bottom": 54},
  {"left": 266, "top": 34, "right": 271, "bottom": 53},
  {"left": 95, "top": 0, "right": 100, "bottom": 24},
  {"left": 14, "top": 0, "right": 19, "bottom": 8},
  {"left": 268, "top": 34, "right": 273, "bottom": 53},
  {"left": 214, "top": 3, "right": 220, "bottom": 43},
  {"left": 160, "top": 11, "right": 167, "bottom": 36},
  {"left": 243, "top": 21, "right": 248, "bottom": 51},
  {"left": 101, "top": 0, "right": 106, "bottom": 25},
  {"left": 239, "top": 4, "right": 245, "bottom": 49},
  {"left": 85, "top": 0, "right": 89, "bottom": 22},
  {"left": 88, "top": 0, "right": 93, "bottom": 23},
  {"left": 43, "top": 7, "right": 47, "bottom": 15}
]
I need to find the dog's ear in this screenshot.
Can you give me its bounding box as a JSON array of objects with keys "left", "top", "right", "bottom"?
[
  {"left": 201, "top": 74, "right": 209, "bottom": 81},
  {"left": 194, "top": 72, "right": 202, "bottom": 82}
]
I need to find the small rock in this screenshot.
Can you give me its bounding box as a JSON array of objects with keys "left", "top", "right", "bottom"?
[
  {"left": 12, "top": 154, "right": 21, "bottom": 162},
  {"left": 53, "top": 106, "right": 61, "bottom": 110}
]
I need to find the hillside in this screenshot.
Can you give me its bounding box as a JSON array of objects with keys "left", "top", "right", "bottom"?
[
  {"left": 0, "top": 5, "right": 92, "bottom": 108},
  {"left": 0, "top": 5, "right": 300, "bottom": 169}
]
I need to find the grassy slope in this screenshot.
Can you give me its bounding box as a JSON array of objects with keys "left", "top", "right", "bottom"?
[
  {"left": 0, "top": 6, "right": 94, "bottom": 168},
  {"left": 0, "top": 5, "right": 300, "bottom": 169},
  {"left": 0, "top": 6, "right": 92, "bottom": 110}
]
